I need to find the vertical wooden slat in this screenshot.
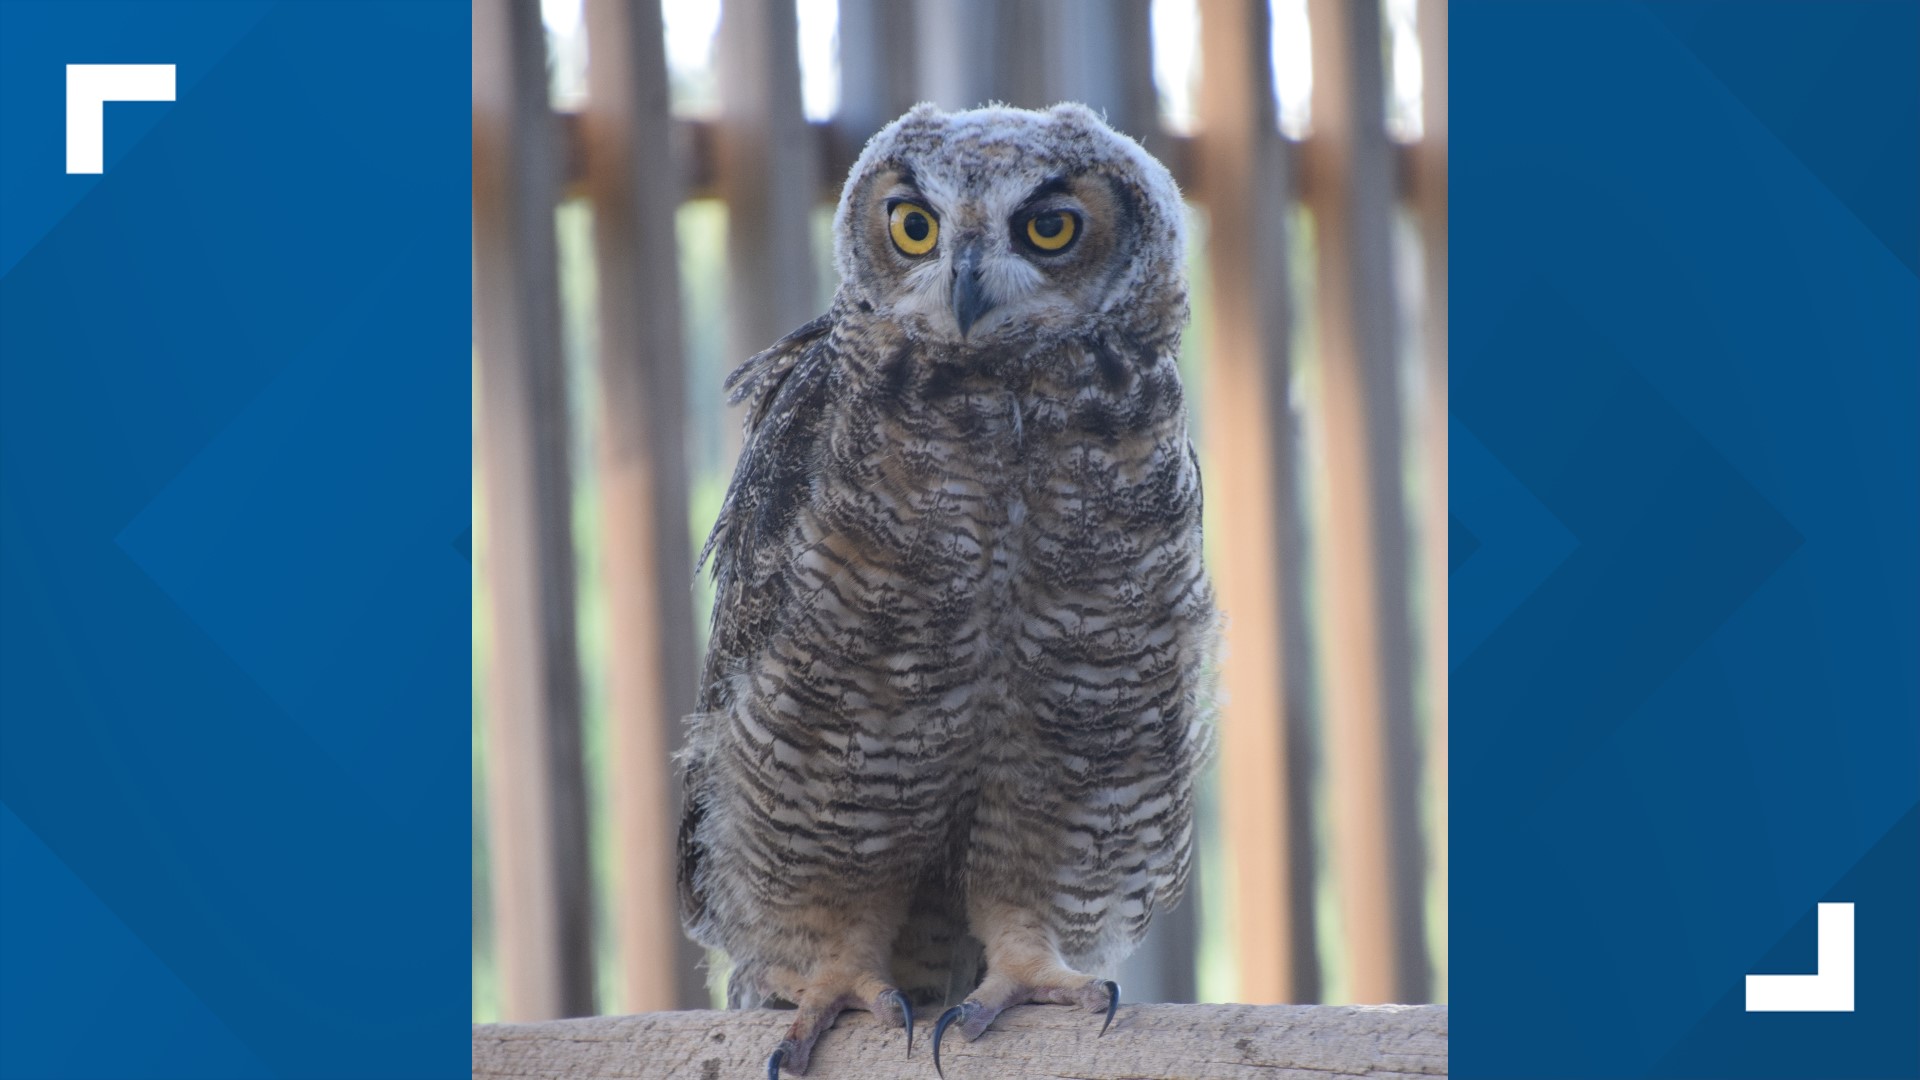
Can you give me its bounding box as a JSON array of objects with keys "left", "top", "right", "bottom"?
[
  {"left": 908, "top": 0, "right": 1161, "bottom": 131},
  {"left": 718, "top": 0, "right": 819, "bottom": 398},
  {"left": 837, "top": 0, "right": 920, "bottom": 147},
  {"left": 1306, "top": 0, "right": 1431, "bottom": 1004},
  {"left": 919, "top": 0, "right": 1161, "bottom": 137},
  {"left": 913, "top": 0, "right": 999, "bottom": 110},
  {"left": 1197, "top": 0, "right": 1320, "bottom": 1006},
  {"left": 993, "top": 0, "right": 1049, "bottom": 108},
  {"left": 581, "top": 0, "right": 709, "bottom": 1012},
  {"left": 1103, "top": 0, "right": 1164, "bottom": 150},
  {"left": 472, "top": 0, "right": 596, "bottom": 1022},
  {"left": 1415, "top": 0, "right": 1449, "bottom": 999},
  {"left": 1043, "top": 0, "right": 1159, "bottom": 141}
]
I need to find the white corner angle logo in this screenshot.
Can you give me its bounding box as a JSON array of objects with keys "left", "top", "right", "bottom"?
[
  {"left": 1745, "top": 902, "right": 1854, "bottom": 1012},
  {"left": 66, "top": 64, "right": 175, "bottom": 174}
]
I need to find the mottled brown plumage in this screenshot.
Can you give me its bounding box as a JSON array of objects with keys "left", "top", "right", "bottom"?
[{"left": 677, "top": 102, "right": 1216, "bottom": 1076}]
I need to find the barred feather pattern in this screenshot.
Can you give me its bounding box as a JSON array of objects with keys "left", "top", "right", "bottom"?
[
  {"left": 676, "top": 102, "right": 1215, "bottom": 1013},
  {"left": 679, "top": 304, "right": 1214, "bottom": 1005}
]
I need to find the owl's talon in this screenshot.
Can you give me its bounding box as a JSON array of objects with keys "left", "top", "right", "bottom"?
[
  {"left": 766, "top": 1043, "right": 788, "bottom": 1080},
  {"left": 883, "top": 989, "right": 915, "bottom": 1057},
  {"left": 931, "top": 1002, "right": 976, "bottom": 1078},
  {"left": 1098, "top": 980, "right": 1120, "bottom": 1036}
]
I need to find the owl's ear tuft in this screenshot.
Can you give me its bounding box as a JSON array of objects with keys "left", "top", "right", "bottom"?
[{"left": 1047, "top": 101, "right": 1108, "bottom": 130}]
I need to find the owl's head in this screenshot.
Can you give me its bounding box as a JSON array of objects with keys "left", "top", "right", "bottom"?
[{"left": 833, "top": 103, "right": 1186, "bottom": 347}]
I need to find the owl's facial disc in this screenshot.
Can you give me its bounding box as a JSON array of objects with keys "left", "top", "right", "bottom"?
[
  {"left": 836, "top": 103, "right": 1186, "bottom": 353},
  {"left": 870, "top": 169, "right": 1117, "bottom": 344}
]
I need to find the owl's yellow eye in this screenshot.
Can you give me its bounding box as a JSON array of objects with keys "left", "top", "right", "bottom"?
[
  {"left": 1024, "top": 210, "right": 1077, "bottom": 252},
  {"left": 888, "top": 202, "right": 938, "bottom": 256}
]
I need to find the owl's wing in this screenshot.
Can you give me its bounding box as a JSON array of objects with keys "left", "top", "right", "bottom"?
[
  {"left": 694, "top": 313, "right": 833, "bottom": 581},
  {"left": 678, "top": 313, "right": 835, "bottom": 939},
  {"left": 695, "top": 311, "right": 836, "bottom": 700}
]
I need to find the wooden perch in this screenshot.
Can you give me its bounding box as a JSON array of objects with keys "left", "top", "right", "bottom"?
[{"left": 473, "top": 1003, "right": 1448, "bottom": 1079}]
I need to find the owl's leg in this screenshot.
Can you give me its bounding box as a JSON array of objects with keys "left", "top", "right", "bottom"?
[
  {"left": 764, "top": 978, "right": 911, "bottom": 1077},
  {"left": 761, "top": 934, "right": 915, "bottom": 1077},
  {"left": 929, "top": 902, "right": 1120, "bottom": 1077}
]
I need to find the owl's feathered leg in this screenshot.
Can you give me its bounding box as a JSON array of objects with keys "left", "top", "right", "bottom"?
[
  {"left": 928, "top": 902, "right": 1121, "bottom": 1077},
  {"left": 761, "top": 965, "right": 914, "bottom": 1076}
]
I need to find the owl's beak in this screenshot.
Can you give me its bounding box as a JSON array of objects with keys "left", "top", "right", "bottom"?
[{"left": 951, "top": 243, "right": 994, "bottom": 338}]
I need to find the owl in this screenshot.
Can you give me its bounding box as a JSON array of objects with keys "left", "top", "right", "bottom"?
[{"left": 677, "top": 102, "right": 1215, "bottom": 1077}]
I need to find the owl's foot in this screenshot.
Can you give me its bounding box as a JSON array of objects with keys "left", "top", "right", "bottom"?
[
  {"left": 765, "top": 984, "right": 914, "bottom": 1077},
  {"left": 930, "top": 974, "right": 1119, "bottom": 1077}
]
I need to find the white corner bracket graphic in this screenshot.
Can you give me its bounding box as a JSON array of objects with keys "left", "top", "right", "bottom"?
[
  {"left": 66, "top": 64, "right": 175, "bottom": 174},
  {"left": 1745, "top": 902, "right": 1855, "bottom": 1012}
]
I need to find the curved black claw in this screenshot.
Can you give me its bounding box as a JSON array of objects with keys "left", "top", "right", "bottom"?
[
  {"left": 885, "top": 989, "right": 915, "bottom": 1058},
  {"left": 766, "top": 1042, "right": 788, "bottom": 1080},
  {"left": 931, "top": 1002, "right": 973, "bottom": 1079},
  {"left": 1098, "top": 980, "right": 1121, "bottom": 1036}
]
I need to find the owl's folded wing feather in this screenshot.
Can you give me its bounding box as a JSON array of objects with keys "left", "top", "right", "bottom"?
[
  {"left": 695, "top": 312, "right": 834, "bottom": 587},
  {"left": 679, "top": 313, "right": 836, "bottom": 942}
]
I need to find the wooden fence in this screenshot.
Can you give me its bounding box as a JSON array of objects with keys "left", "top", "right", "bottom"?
[{"left": 474, "top": 0, "right": 1448, "bottom": 1021}]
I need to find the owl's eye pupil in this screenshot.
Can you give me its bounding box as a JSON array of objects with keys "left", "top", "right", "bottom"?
[
  {"left": 1032, "top": 213, "right": 1064, "bottom": 238},
  {"left": 903, "top": 212, "right": 930, "bottom": 242}
]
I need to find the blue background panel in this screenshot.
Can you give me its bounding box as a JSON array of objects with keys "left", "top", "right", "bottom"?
[
  {"left": 1, "top": 3, "right": 470, "bottom": 1078},
  {"left": 1452, "top": 3, "right": 1917, "bottom": 1078}
]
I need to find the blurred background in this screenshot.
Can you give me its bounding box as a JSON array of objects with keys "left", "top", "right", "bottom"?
[{"left": 473, "top": 0, "right": 1447, "bottom": 1022}]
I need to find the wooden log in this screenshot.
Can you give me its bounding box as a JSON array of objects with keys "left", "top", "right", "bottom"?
[
  {"left": 1195, "top": 0, "right": 1321, "bottom": 1005},
  {"left": 472, "top": 0, "right": 596, "bottom": 1022},
  {"left": 473, "top": 1004, "right": 1448, "bottom": 1079},
  {"left": 580, "top": 0, "right": 709, "bottom": 1012}
]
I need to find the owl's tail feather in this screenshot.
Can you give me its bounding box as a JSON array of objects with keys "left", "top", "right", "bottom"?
[
  {"left": 887, "top": 873, "right": 981, "bottom": 1009},
  {"left": 941, "top": 935, "right": 986, "bottom": 1009}
]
